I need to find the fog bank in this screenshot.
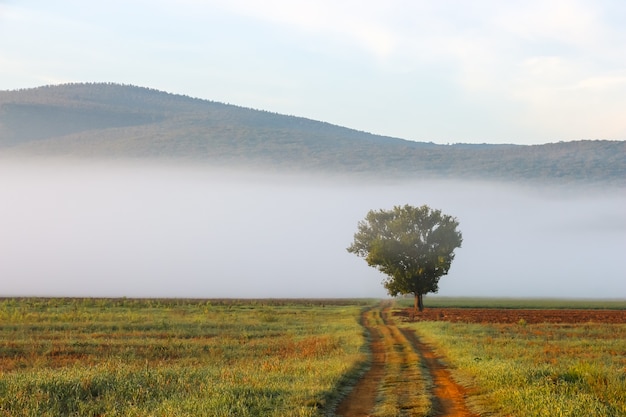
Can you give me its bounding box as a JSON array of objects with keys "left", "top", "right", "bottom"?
[{"left": 1, "top": 160, "right": 624, "bottom": 299}]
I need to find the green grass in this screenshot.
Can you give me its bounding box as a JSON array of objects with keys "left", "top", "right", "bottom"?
[
  {"left": 397, "top": 296, "right": 626, "bottom": 310},
  {"left": 0, "top": 298, "right": 375, "bottom": 417},
  {"left": 407, "top": 319, "right": 626, "bottom": 416}
]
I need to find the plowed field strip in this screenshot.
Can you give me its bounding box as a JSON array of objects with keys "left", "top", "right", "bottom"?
[
  {"left": 395, "top": 307, "right": 626, "bottom": 324},
  {"left": 336, "top": 305, "right": 475, "bottom": 417}
]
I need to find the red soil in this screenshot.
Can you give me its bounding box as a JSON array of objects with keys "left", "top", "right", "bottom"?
[
  {"left": 334, "top": 315, "right": 386, "bottom": 416},
  {"left": 394, "top": 307, "right": 626, "bottom": 324}
]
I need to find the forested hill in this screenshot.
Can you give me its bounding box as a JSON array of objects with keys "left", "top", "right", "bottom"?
[{"left": 1, "top": 83, "right": 624, "bottom": 185}]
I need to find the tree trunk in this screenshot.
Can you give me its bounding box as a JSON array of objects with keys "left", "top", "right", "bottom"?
[{"left": 414, "top": 293, "right": 424, "bottom": 314}]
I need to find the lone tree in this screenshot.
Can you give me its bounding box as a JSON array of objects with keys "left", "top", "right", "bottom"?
[{"left": 347, "top": 204, "right": 462, "bottom": 313}]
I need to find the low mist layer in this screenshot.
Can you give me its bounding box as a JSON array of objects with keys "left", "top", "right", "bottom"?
[{"left": 1, "top": 159, "right": 624, "bottom": 299}]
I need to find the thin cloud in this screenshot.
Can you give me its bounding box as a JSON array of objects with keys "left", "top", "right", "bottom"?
[
  {"left": 207, "top": 0, "right": 401, "bottom": 61},
  {"left": 568, "top": 75, "right": 626, "bottom": 92},
  {"left": 493, "top": 0, "right": 602, "bottom": 46}
]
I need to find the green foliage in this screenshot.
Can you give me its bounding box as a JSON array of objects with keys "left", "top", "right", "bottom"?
[{"left": 347, "top": 204, "right": 462, "bottom": 311}]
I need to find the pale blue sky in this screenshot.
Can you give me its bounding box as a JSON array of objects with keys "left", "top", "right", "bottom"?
[{"left": 2, "top": 0, "right": 626, "bottom": 144}]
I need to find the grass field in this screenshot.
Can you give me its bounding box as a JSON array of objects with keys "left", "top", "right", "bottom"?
[
  {"left": 400, "top": 300, "right": 626, "bottom": 417},
  {"left": 2, "top": 297, "right": 625, "bottom": 417},
  {"left": 0, "top": 298, "right": 373, "bottom": 417}
]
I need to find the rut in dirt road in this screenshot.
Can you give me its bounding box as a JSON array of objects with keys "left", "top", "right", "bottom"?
[
  {"left": 399, "top": 328, "right": 479, "bottom": 417},
  {"left": 334, "top": 308, "right": 386, "bottom": 417},
  {"left": 335, "top": 305, "right": 477, "bottom": 417}
]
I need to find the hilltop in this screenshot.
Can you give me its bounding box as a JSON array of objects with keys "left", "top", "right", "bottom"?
[{"left": 1, "top": 83, "right": 624, "bottom": 185}]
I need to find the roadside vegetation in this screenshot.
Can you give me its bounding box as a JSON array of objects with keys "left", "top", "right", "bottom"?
[
  {"left": 404, "top": 307, "right": 626, "bottom": 416},
  {"left": 0, "top": 298, "right": 373, "bottom": 416}
]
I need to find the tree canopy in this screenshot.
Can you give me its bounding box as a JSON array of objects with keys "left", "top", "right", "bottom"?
[{"left": 347, "top": 204, "right": 462, "bottom": 313}]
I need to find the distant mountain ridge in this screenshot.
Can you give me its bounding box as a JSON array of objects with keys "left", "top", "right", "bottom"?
[{"left": 1, "top": 83, "right": 624, "bottom": 185}]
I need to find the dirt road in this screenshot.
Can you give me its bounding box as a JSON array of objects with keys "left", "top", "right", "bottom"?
[
  {"left": 335, "top": 305, "right": 477, "bottom": 417},
  {"left": 334, "top": 308, "right": 386, "bottom": 416}
]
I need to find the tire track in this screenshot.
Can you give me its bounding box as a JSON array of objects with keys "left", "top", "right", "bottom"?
[
  {"left": 399, "top": 328, "right": 479, "bottom": 417},
  {"left": 335, "top": 304, "right": 477, "bottom": 417},
  {"left": 377, "top": 310, "right": 429, "bottom": 415},
  {"left": 335, "top": 307, "right": 386, "bottom": 416}
]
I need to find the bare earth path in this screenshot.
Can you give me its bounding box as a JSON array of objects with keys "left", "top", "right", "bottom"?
[
  {"left": 335, "top": 304, "right": 477, "bottom": 417},
  {"left": 334, "top": 307, "right": 387, "bottom": 416}
]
